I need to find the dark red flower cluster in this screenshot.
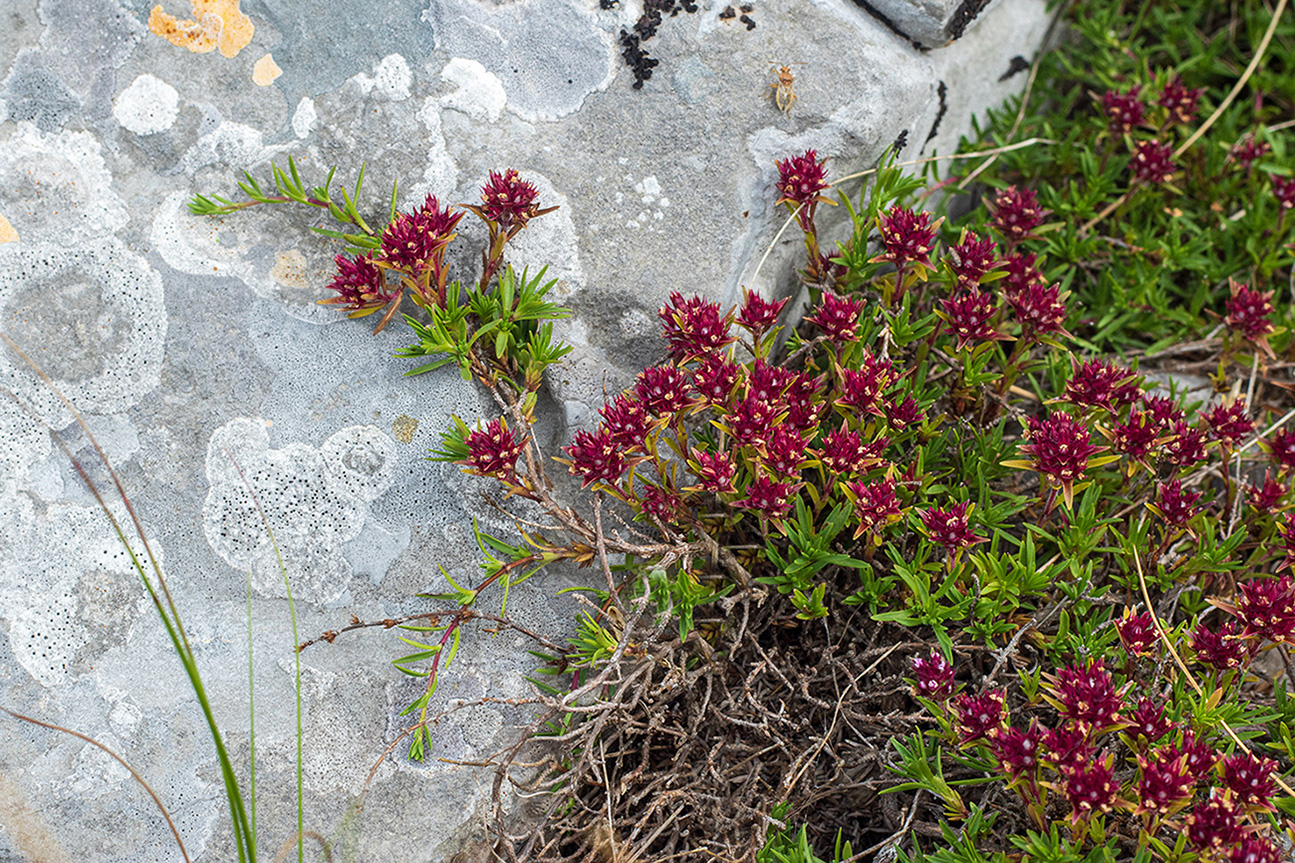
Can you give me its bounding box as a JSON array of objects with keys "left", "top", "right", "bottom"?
[
  {"left": 1246, "top": 470, "right": 1286, "bottom": 511},
  {"left": 1044, "top": 725, "right": 1093, "bottom": 770},
  {"left": 921, "top": 501, "right": 986, "bottom": 555},
  {"left": 1230, "top": 135, "right": 1271, "bottom": 171},
  {"left": 953, "top": 689, "right": 1005, "bottom": 744},
  {"left": 600, "top": 392, "right": 651, "bottom": 449},
  {"left": 1158, "top": 76, "right": 1204, "bottom": 125},
  {"left": 1186, "top": 794, "right": 1244, "bottom": 851},
  {"left": 876, "top": 206, "right": 939, "bottom": 269},
  {"left": 1116, "top": 610, "right": 1158, "bottom": 657},
  {"left": 992, "top": 722, "right": 1043, "bottom": 781},
  {"left": 658, "top": 291, "right": 735, "bottom": 360},
  {"left": 848, "top": 476, "right": 902, "bottom": 538},
  {"left": 1061, "top": 755, "right": 1120, "bottom": 821},
  {"left": 1016, "top": 412, "right": 1101, "bottom": 498},
  {"left": 636, "top": 365, "right": 693, "bottom": 415},
  {"left": 1235, "top": 574, "right": 1295, "bottom": 642},
  {"left": 1162, "top": 730, "right": 1218, "bottom": 782},
  {"left": 1127, "top": 699, "right": 1173, "bottom": 744},
  {"left": 1063, "top": 358, "right": 1139, "bottom": 413},
  {"left": 1102, "top": 86, "right": 1144, "bottom": 135},
  {"left": 321, "top": 253, "right": 397, "bottom": 313},
  {"left": 564, "top": 428, "right": 627, "bottom": 489},
  {"left": 911, "top": 651, "right": 956, "bottom": 701},
  {"left": 939, "top": 290, "right": 1000, "bottom": 351},
  {"left": 736, "top": 288, "right": 788, "bottom": 336},
  {"left": 1132, "top": 140, "right": 1177, "bottom": 184},
  {"left": 774, "top": 149, "right": 830, "bottom": 209},
  {"left": 1007, "top": 281, "right": 1070, "bottom": 343},
  {"left": 688, "top": 448, "right": 736, "bottom": 494},
  {"left": 1135, "top": 752, "right": 1194, "bottom": 814},
  {"left": 988, "top": 185, "right": 1049, "bottom": 245},
  {"left": 1265, "top": 429, "right": 1295, "bottom": 473},
  {"left": 1163, "top": 420, "right": 1208, "bottom": 467},
  {"left": 1152, "top": 478, "right": 1202, "bottom": 527},
  {"left": 734, "top": 474, "right": 799, "bottom": 520},
  {"left": 1203, "top": 400, "right": 1254, "bottom": 447},
  {"left": 464, "top": 418, "right": 526, "bottom": 480},
  {"left": 836, "top": 352, "right": 897, "bottom": 416},
  {"left": 380, "top": 194, "right": 463, "bottom": 278},
  {"left": 1222, "top": 751, "right": 1279, "bottom": 810},
  {"left": 478, "top": 168, "right": 541, "bottom": 230},
  {"left": 805, "top": 292, "right": 864, "bottom": 343},
  {"left": 1191, "top": 621, "right": 1251, "bottom": 671},
  {"left": 819, "top": 424, "right": 883, "bottom": 476},
  {"left": 1225, "top": 282, "right": 1277, "bottom": 352},
  {"left": 692, "top": 353, "right": 740, "bottom": 405},
  {"left": 1046, "top": 659, "right": 1123, "bottom": 731},
  {"left": 1271, "top": 174, "right": 1295, "bottom": 210},
  {"left": 945, "top": 230, "right": 1000, "bottom": 289}
]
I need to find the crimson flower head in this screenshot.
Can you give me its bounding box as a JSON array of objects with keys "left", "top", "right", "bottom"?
[
  {"left": 1186, "top": 793, "right": 1244, "bottom": 852},
  {"left": 1191, "top": 620, "right": 1252, "bottom": 671},
  {"left": 784, "top": 371, "right": 824, "bottom": 431},
  {"left": 910, "top": 651, "right": 956, "bottom": 701},
  {"left": 805, "top": 292, "right": 864, "bottom": 343},
  {"left": 1062, "top": 754, "right": 1121, "bottom": 822},
  {"left": 321, "top": 253, "right": 397, "bottom": 313},
  {"left": 640, "top": 482, "right": 684, "bottom": 523},
  {"left": 1159, "top": 76, "right": 1204, "bottom": 125},
  {"left": 463, "top": 418, "right": 526, "bottom": 481},
  {"left": 848, "top": 475, "right": 902, "bottom": 539},
  {"left": 1230, "top": 839, "right": 1283, "bottom": 863},
  {"left": 1102, "top": 85, "right": 1145, "bottom": 134},
  {"left": 774, "top": 149, "right": 830, "bottom": 208},
  {"left": 658, "top": 291, "right": 735, "bottom": 360},
  {"left": 1151, "top": 478, "right": 1202, "bottom": 527},
  {"left": 876, "top": 206, "right": 940, "bottom": 269},
  {"left": 1230, "top": 135, "right": 1271, "bottom": 171},
  {"left": 1222, "top": 751, "right": 1279, "bottom": 811},
  {"left": 1127, "top": 699, "right": 1174, "bottom": 745},
  {"left": 818, "top": 424, "right": 882, "bottom": 476},
  {"left": 736, "top": 288, "right": 788, "bottom": 335},
  {"left": 1045, "top": 659, "right": 1124, "bottom": 731},
  {"left": 939, "top": 290, "right": 1002, "bottom": 352},
  {"left": 635, "top": 365, "right": 694, "bottom": 416},
  {"left": 1135, "top": 751, "right": 1195, "bottom": 815},
  {"left": 687, "top": 448, "right": 737, "bottom": 494},
  {"left": 886, "top": 395, "right": 924, "bottom": 434},
  {"left": 988, "top": 185, "right": 1048, "bottom": 245},
  {"left": 1225, "top": 281, "right": 1278, "bottom": 355},
  {"left": 1044, "top": 725, "right": 1093, "bottom": 771},
  {"left": 1246, "top": 469, "right": 1286, "bottom": 511},
  {"left": 836, "top": 352, "right": 897, "bottom": 416},
  {"left": 1271, "top": 174, "right": 1295, "bottom": 210},
  {"left": 1163, "top": 420, "right": 1208, "bottom": 467},
  {"left": 380, "top": 194, "right": 463, "bottom": 277},
  {"left": 1282, "top": 516, "right": 1295, "bottom": 572},
  {"left": 725, "top": 395, "right": 779, "bottom": 446},
  {"left": 1162, "top": 730, "right": 1219, "bottom": 782},
  {"left": 764, "top": 425, "right": 809, "bottom": 476},
  {"left": 599, "top": 392, "right": 650, "bottom": 450},
  {"left": 692, "top": 353, "right": 740, "bottom": 405},
  {"left": 1203, "top": 400, "right": 1254, "bottom": 447},
  {"left": 563, "top": 427, "right": 627, "bottom": 489},
  {"left": 479, "top": 168, "right": 541, "bottom": 230},
  {"left": 1142, "top": 394, "right": 1185, "bottom": 429},
  {"left": 747, "top": 359, "right": 795, "bottom": 404},
  {"left": 1007, "top": 282, "right": 1071, "bottom": 344},
  {"left": 1009, "top": 412, "right": 1104, "bottom": 508},
  {"left": 921, "top": 501, "right": 986, "bottom": 556},
  {"left": 1000, "top": 251, "right": 1045, "bottom": 300},
  {"left": 945, "top": 230, "right": 1000, "bottom": 289},
  {"left": 1063, "top": 358, "right": 1140, "bottom": 413},
  {"left": 992, "top": 721, "right": 1044, "bottom": 781},
  {"left": 953, "top": 689, "right": 1005, "bottom": 744},
  {"left": 1116, "top": 610, "right": 1159, "bottom": 658},
  {"left": 734, "top": 474, "right": 799, "bottom": 522},
  {"left": 1109, "top": 410, "right": 1161, "bottom": 470},
  {"left": 1236, "top": 574, "right": 1295, "bottom": 642},
  {"left": 1132, "top": 140, "right": 1178, "bottom": 184},
  {"left": 1265, "top": 429, "right": 1295, "bottom": 473}
]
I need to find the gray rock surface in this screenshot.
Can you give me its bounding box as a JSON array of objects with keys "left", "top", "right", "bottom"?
[{"left": 0, "top": 0, "right": 1053, "bottom": 858}]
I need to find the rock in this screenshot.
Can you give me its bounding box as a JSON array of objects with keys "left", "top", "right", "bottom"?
[{"left": 0, "top": 0, "right": 1053, "bottom": 858}]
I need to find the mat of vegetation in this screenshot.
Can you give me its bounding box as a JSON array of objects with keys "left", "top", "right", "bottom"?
[{"left": 178, "top": 1, "right": 1295, "bottom": 860}]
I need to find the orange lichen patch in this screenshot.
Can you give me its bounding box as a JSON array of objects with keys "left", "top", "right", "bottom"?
[
  {"left": 0, "top": 215, "right": 17, "bottom": 244},
  {"left": 252, "top": 53, "right": 282, "bottom": 86},
  {"left": 149, "top": 0, "right": 254, "bottom": 59},
  {"left": 269, "top": 249, "right": 308, "bottom": 287}
]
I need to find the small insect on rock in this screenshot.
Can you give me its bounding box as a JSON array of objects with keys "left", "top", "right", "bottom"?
[{"left": 770, "top": 64, "right": 798, "bottom": 115}]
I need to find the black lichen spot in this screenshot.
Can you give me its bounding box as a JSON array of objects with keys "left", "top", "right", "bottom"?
[
  {"left": 607, "top": 0, "right": 701, "bottom": 89},
  {"left": 739, "top": 13, "right": 756, "bottom": 29},
  {"left": 719, "top": 5, "right": 736, "bottom": 18},
  {"left": 891, "top": 129, "right": 909, "bottom": 158},
  {"left": 923, "top": 81, "right": 947, "bottom": 147},
  {"left": 998, "top": 55, "right": 1030, "bottom": 82},
  {"left": 739, "top": 3, "right": 753, "bottom": 11},
  {"left": 945, "top": 0, "right": 992, "bottom": 41},
  {"left": 600, "top": 0, "right": 619, "bottom": 8}
]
